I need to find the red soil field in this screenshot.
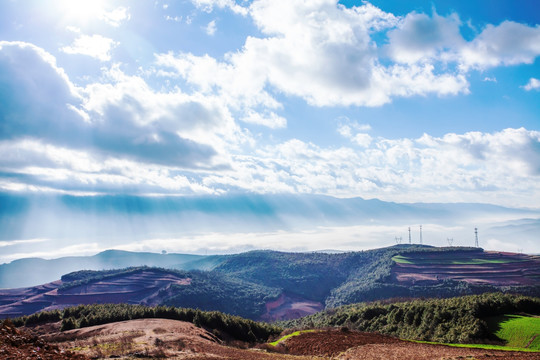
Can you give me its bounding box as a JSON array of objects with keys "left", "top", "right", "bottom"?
[
  {"left": 392, "top": 251, "right": 540, "bottom": 286},
  {"left": 261, "top": 293, "right": 324, "bottom": 322},
  {"left": 277, "top": 329, "right": 540, "bottom": 360},
  {"left": 0, "top": 269, "right": 191, "bottom": 318}
]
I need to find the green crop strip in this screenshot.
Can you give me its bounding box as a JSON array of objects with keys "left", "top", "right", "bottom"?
[{"left": 268, "top": 330, "right": 316, "bottom": 346}]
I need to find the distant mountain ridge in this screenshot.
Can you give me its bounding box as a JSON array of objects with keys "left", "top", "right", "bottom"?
[
  {"left": 0, "top": 250, "right": 219, "bottom": 289},
  {"left": 2, "top": 192, "right": 539, "bottom": 265}
]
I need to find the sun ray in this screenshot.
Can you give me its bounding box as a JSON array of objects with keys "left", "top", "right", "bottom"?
[{"left": 57, "top": 0, "right": 108, "bottom": 23}]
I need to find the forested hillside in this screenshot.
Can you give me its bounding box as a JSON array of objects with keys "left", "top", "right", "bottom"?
[
  {"left": 283, "top": 293, "right": 540, "bottom": 344},
  {"left": 12, "top": 304, "right": 281, "bottom": 343}
]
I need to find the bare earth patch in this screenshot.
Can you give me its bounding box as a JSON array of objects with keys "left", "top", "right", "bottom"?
[
  {"left": 338, "top": 341, "right": 540, "bottom": 360},
  {"left": 44, "top": 318, "right": 315, "bottom": 359},
  {"left": 261, "top": 293, "right": 324, "bottom": 322}
]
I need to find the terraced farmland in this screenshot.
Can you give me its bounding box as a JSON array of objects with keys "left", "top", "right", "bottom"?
[{"left": 391, "top": 250, "right": 540, "bottom": 286}]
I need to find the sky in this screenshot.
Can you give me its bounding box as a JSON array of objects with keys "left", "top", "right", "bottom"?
[{"left": 0, "top": 0, "right": 539, "bottom": 261}]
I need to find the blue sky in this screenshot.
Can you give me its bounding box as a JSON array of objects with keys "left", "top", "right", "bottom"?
[{"left": 0, "top": 0, "right": 539, "bottom": 261}]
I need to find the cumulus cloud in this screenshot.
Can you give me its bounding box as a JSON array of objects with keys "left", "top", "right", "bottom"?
[
  {"left": 198, "top": 128, "right": 540, "bottom": 207},
  {"left": 154, "top": 0, "right": 540, "bottom": 115},
  {"left": 61, "top": 34, "right": 117, "bottom": 61},
  {"left": 523, "top": 77, "right": 540, "bottom": 91},
  {"left": 241, "top": 109, "right": 287, "bottom": 128},
  {"left": 191, "top": 0, "right": 248, "bottom": 16},
  {"left": 460, "top": 21, "right": 540, "bottom": 70},
  {"left": 205, "top": 20, "right": 217, "bottom": 35},
  {"left": 101, "top": 6, "right": 130, "bottom": 27},
  {"left": 0, "top": 41, "right": 83, "bottom": 139},
  {"left": 386, "top": 12, "right": 540, "bottom": 71},
  {"left": 386, "top": 11, "right": 464, "bottom": 64},
  {"left": 157, "top": 0, "right": 473, "bottom": 110},
  {"left": 0, "top": 41, "right": 237, "bottom": 172}
]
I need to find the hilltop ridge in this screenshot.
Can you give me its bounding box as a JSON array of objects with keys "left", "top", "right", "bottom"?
[{"left": 1, "top": 245, "right": 538, "bottom": 321}]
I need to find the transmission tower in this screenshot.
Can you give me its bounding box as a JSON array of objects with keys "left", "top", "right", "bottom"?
[
  {"left": 474, "top": 227, "right": 479, "bottom": 247},
  {"left": 408, "top": 227, "right": 411, "bottom": 244},
  {"left": 419, "top": 225, "right": 423, "bottom": 245},
  {"left": 447, "top": 238, "right": 454, "bottom": 246},
  {"left": 395, "top": 236, "right": 402, "bottom": 244}
]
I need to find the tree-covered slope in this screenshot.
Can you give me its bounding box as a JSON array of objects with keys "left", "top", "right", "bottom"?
[
  {"left": 12, "top": 303, "right": 281, "bottom": 343},
  {"left": 282, "top": 293, "right": 540, "bottom": 344}
]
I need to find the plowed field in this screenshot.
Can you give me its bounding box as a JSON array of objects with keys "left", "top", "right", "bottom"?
[{"left": 392, "top": 250, "right": 540, "bottom": 286}]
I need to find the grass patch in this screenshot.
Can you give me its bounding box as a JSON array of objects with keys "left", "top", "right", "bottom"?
[
  {"left": 392, "top": 255, "right": 414, "bottom": 264},
  {"left": 268, "top": 330, "right": 316, "bottom": 346},
  {"left": 486, "top": 314, "right": 540, "bottom": 350}
]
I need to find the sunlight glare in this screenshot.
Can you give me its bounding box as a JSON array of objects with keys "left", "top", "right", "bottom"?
[{"left": 58, "top": 0, "right": 107, "bottom": 23}]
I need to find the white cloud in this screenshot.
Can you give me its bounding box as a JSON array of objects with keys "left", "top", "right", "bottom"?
[
  {"left": 61, "top": 34, "right": 117, "bottom": 61},
  {"left": 523, "top": 77, "right": 540, "bottom": 91},
  {"left": 460, "top": 21, "right": 540, "bottom": 70},
  {"left": 241, "top": 109, "right": 287, "bottom": 128},
  {"left": 386, "top": 11, "right": 464, "bottom": 64},
  {"left": 200, "top": 128, "right": 540, "bottom": 207},
  {"left": 352, "top": 133, "right": 372, "bottom": 147},
  {"left": 205, "top": 20, "right": 217, "bottom": 35},
  {"left": 153, "top": 0, "right": 540, "bottom": 121},
  {"left": 0, "top": 41, "right": 243, "bottom": 174},
  {"left": 191, "top": 0, "right": 249, "bottom": 16},
  {"left": 0, "top": 238, "right": 48, "bottom": 248},
  {"left": 337, "top": 118, "right": 372, "bottom": 144},
  {"left": 101, "top": 6, "right": 130, "bottom": 27},
  {"left": 387, "top": 14, "right": 540, "bottom": 71},
  {"left": 158, "top": 0, "right": 472, "bottom": 109},
  {"left": 165, "top": 15, "right": 183, "bottom": 22}
]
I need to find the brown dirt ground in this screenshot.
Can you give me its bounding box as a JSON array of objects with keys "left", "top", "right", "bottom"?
[
  {"left": 44, "top": 318, "right": 318, "bottom": 360},
  {"left": 337, "top": 342, "right": 540, "bottom": 360},
  {"left": 0, "top": 319, "right": 88, "bottom": 360},
  {"left": 274, "top": 329, "right": 540, "bottom": 360}
]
